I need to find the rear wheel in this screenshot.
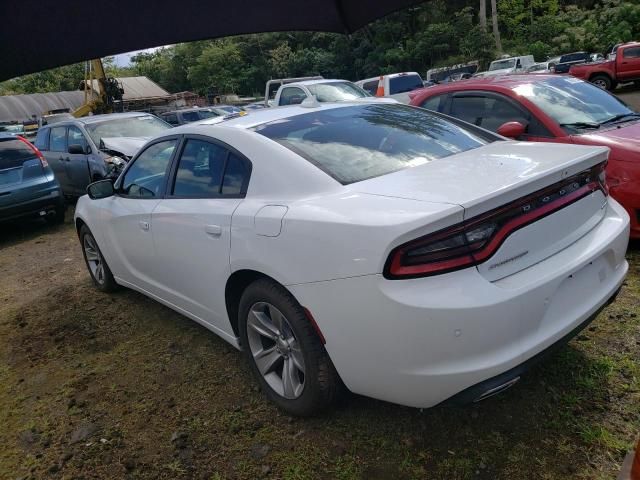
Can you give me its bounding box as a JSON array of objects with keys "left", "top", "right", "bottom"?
[
  {"left": 79, "top": 225, "right": 118, "bottom": 292},
  {"left": 591, "top": 74, "right": 612, "bottom": 90},
  {"left": 238, "top": 278, "right": 343, "bottom": 416}
]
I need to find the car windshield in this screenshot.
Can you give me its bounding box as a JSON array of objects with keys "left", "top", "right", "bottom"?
[
  {"left": 215, "top": 106, "right": 242, "bottom": 114},
  {"left": 0, "top": 124, "right": 24, "bottom": 134},
  {"left": 388, "top": 75, "right": 424, "bottom": 94},
  {"left": 489, "top": 59, "right": 515, "bottom": 71},
  {"left": 306, "top": 82, "right": 370, "bottom": 101},
  {"left": 182, "top": 110, "right": 218, "bottom": 122},
  {"left": 85, "top": 115, "right": 171, "bottom": 145},
  {"left": 255, "top": 104, "right": 488, "bottom": 184},
  {"left": 513, "top": 77, "right": 636, "bottom": 131}
]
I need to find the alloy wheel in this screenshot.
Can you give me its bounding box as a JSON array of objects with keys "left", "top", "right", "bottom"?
[
  {"left": 83, "top": 234, "right": 105, "bottom": 285},
  {"left": 246, "top": 301, "right": 306, "bottom": 399}
]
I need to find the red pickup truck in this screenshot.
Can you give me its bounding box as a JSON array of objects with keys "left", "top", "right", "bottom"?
[{"left": 570, "top": 42, "right": 640, "bottom": 90}]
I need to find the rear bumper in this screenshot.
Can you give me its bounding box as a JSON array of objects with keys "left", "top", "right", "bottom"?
[
  {"left": 289, "top": 198, "right": 630, "bottom": 408},
  {"left": 441, "top": 286, "right": 620, "bottom": 405},
  {"left": 0, "top": 188, "right": 64, "bottom": 222}
]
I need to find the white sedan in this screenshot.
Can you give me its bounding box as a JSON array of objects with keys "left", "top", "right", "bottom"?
[{"left": 75, "top": 101, "right": 629, "bottom": 415}]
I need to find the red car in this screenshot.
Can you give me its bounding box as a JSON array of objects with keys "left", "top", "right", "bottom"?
[{"left": 409, "top": 74, "right": 640, "bottom": 238}]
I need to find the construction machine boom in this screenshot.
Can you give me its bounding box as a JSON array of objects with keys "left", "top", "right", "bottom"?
[{"left": 72, "top": 59, "right": 123, "bottom": 117}]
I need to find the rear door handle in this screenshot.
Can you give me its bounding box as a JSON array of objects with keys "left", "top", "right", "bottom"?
[
  {"left": 139, "top": 221, "right": 150, "bottom": 231},
  {"left": 205, "top": 224, "right": 222, "bottom": 237}
]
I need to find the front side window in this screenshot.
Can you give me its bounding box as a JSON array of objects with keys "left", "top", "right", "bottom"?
[
  {"left": 68, "top": 126, "right": 88, "bottom": 151},
  {"left": 255, "top": 104, "right": 488, "bottom": 185},
  {"left": 512, "top": 77, "right": 636, "bottom": 132},
  {"left": 279, "top": 88, "right": 307, "bottom": 106},
  {"left": 121, "top": 139, "right": 176, "bottom": 198},
  {"left": 49, "top": 126, "right": 67, "bottom": 152},
  {"left": 623, "top": 47, "right": 640, "bottom": 59}
]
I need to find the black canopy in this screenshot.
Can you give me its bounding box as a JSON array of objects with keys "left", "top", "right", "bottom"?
[{"left": 0, "top": 0, "right": 424, "bottom": 81}]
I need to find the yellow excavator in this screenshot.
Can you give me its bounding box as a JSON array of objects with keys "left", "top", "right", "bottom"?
[{"left": 72, "top": 59, "right": 124, "bottom": 117}]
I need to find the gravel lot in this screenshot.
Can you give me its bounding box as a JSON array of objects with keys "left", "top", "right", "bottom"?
[{"left": 1, "top": 89, "right": 640, "bottom": 479}]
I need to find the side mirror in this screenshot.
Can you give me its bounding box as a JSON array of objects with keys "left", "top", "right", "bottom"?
[
  {"left": 68, "top": 143, "right": 86, "bottom": 154},
  {"left": 497, "top": 121, "right": 526, "bottom": 139},
  {"left": 87, "top": 179, "right": 115, "bottom": 200}
]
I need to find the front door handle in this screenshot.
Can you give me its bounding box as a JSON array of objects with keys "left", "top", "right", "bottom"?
[
  {"left": 205, "top": 224, "right": 222, "bottom": 237},
  {"left": 139, "top": 221, "right": 150, "bottom": 231}
]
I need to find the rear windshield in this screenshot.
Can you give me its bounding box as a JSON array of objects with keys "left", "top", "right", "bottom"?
[
  {"left": 389, "top": 75, "right": 424, "bottom": 94},
  {"left": 0, "top": 138, "right": 36, "bottom": 170},
  {"left": 306, "top": 82, "right": 370, "bottom": 101},
  {"left": 255, "top": 104, "right": 488, "bottom": 184}
]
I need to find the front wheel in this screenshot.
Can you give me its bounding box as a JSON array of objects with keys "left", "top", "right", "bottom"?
[
  {"left": 591, "top": 74, "right": 612, "bottom": 90},
  {"left": 79, "top": 225, "right": 118, "bottom": 292},
  {"left": 238, "top": 278, "right": 344, "bottom": 416}
]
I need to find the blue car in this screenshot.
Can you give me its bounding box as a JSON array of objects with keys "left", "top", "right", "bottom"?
[{"left": 0, "top": 134, "right": 65, "bottom": 224}]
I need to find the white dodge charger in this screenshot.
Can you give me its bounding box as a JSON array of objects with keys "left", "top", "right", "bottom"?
[{"left": 74, "top": 101, "right": 629, "bottom": 415}]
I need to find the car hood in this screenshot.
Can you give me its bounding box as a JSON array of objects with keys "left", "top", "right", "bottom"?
[
  {"left": 353, "top": 141, "right": 608, "bottom": 218},
  {"left": 101, "top": 137, "right": 148, "bottom": 158},
  {"left": 573, "top": 121, "right": 640, "bottom": 162}
]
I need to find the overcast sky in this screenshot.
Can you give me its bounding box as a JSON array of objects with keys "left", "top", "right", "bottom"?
[{"left": 113, "top": 47, "right": 162, "bottom": 66}]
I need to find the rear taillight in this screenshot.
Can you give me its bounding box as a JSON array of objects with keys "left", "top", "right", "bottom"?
[
  {"left": 17, "top": 135, "right": 48, "bottom": 167},
  {"left": 384, "top": 162, "right": 608, "bottom": 279}
]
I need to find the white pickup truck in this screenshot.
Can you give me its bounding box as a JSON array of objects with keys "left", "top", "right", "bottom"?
[
  {"left": 264, "top": 77, "right": 371, "bottom": 107},
  {"left": 355, "top": 72, "right": 425, "bottom": 103},
  {"left": 476, "top": 55, "right": 536, "bottom": 77}
]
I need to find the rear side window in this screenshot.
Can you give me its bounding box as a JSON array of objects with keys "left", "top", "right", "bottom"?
[
  {"left": 0, "top": 138, "right": 36, "bottom": 169},
  {"left": 389, "top": 75, "right": 423, "bottom": 94},
  {"left": 34, "top": 128, "right": 50, "bottom": 150},
  {"left": 222, "top": 153, "right": 249, "bottom": 195},
  {"left": 280, "top": 87, "right": 306, "bottom": 106},
  {"left": 450, "top": 95, "right": 528, "bottom": 131},
  {"left": 173, "top": 139, "right": 227, "bottom": 196},
  {"left": 255, "top": 104, "right": 487, "bottom": 185},
  {"left": 50, "top": 126, "right": 67, "bottom": 152},
  {"left": 623, "top": 47, "right": 640, "bottom": 58},
  {"left": 421, "top": 94, "right": 447, "bottom": 112}
]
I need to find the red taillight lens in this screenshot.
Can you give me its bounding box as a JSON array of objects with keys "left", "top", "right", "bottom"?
[
  {"left": 17, "top": 135, "right": 48, "bottom": 167},
  {"left": 384, "top": 162, "right": 608, "bottom": 279}
]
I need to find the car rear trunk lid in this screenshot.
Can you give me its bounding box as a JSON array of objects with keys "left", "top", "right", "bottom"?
[{"left": 356, "top": 141, "right": 610, "bottom": 280}]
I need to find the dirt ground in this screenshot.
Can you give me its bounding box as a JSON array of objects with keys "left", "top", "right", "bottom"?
[{"left": 0, "top": 202, "right": 638, "bottom": 480}]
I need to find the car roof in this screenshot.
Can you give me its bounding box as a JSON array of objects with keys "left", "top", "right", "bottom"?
[
  {"left": 189, "top": 99, "right": 390, "bottom": 130},
  {"left": 414, "top": 74, "right": 563, "bottom": 96},
  {"left": 283, "top": 79, "right": 351, "bottom": 87}
]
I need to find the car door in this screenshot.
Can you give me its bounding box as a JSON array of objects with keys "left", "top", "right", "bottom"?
[
  {"left": 99, "top": 138, "right": 179, "bottom": 292},
  {"left": 447, "top": 91, "right": 552, "bottom": 140},
  {"left": 45, "top": 125, "right": 71, "bottom": 192},
  {"left": 618, "top": 46, "right": 640, "bottom": 80},
  {"left": 65, "top": 125, "right": 92, "bottom": 195},
  {"left": 151, "top": 136, "right": 251, "bottom": 334}
]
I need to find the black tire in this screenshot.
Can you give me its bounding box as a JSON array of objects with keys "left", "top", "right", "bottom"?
[
  {"left": 238, "top": 278, "right": 344, "bottom": 416},
  {"left": 45, "top": 205, "right": 66, "bottom": 225},
  {"left": 591, "top": 74, "right": 612, "bottom": 91},
  {"left": 79, "top": 225, "right": 119, "bottom": 292}
]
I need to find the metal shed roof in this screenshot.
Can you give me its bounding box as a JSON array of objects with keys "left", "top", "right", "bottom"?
[
  {"left": 0, "top": 90, "right": 87, "bottom": 123},
  {"left": 84, "top": 76, "right": 170, "bottom": 100}
]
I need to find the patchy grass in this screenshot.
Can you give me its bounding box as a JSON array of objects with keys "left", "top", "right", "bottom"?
[{"left": 0, "top": 218, "right": 639, "bottom": 479}]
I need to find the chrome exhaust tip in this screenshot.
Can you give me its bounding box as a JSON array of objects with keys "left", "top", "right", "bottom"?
[{"left": 473, "top": 376, "right": 520, "bottom": 403}]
